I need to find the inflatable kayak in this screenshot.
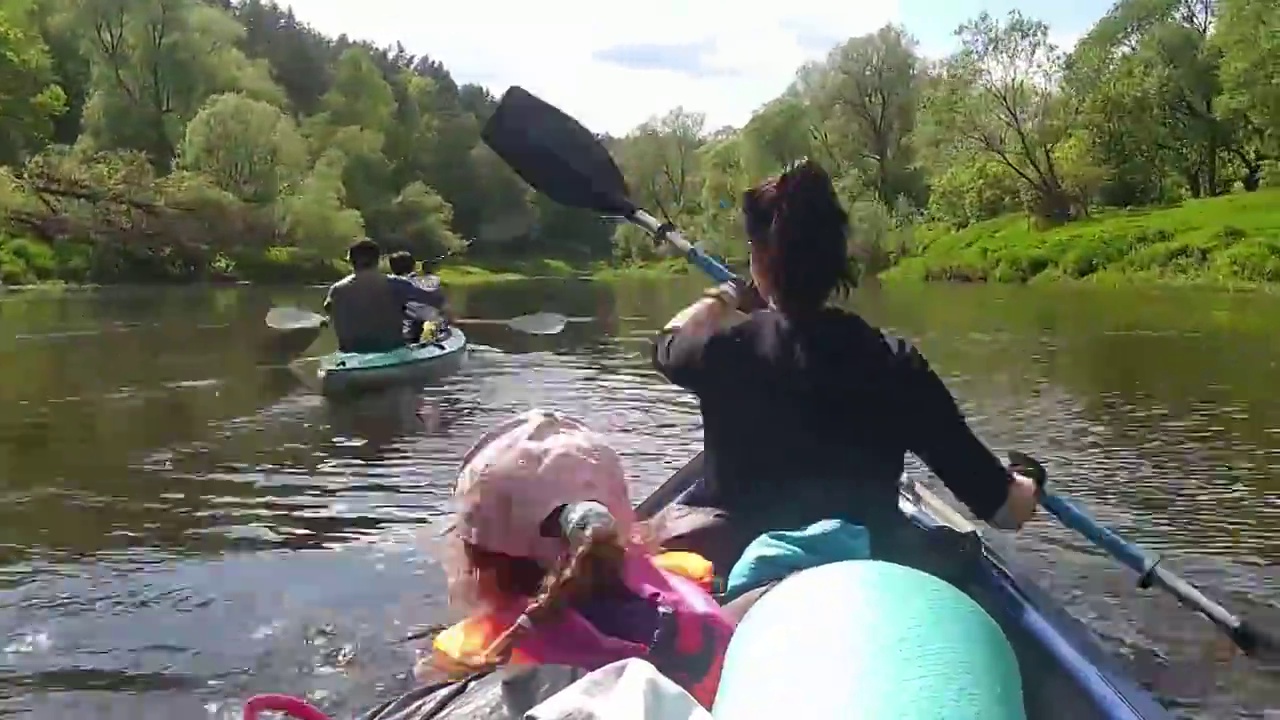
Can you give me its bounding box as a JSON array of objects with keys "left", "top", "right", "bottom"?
[
  {"left": 249, "top": 452, "right": 1173, "bottom": 720},
  {"left": 318, "top": 328, "right": 467, "bottom": 396}
]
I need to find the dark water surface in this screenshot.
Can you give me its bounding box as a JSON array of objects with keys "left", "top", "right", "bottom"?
[{"left": 0, "top": 280, "right": 1277, "bottom": 718}]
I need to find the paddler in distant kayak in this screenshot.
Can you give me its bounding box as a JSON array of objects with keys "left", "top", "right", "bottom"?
[
  {"left": 421, "top": 409, "right": 734, "bottom": 708},
  {"left": 649, "top": 160, "right": 1040, "bottom": 574},
  {"left": 323, "top": 239, "right": 442, "bottom": 353}
]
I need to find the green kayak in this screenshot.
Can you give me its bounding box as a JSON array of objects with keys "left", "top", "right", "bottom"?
[{"left": 318, "top": 328, "right": 467, "bottom": 395}]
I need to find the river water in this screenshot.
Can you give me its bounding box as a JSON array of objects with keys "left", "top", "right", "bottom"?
[{"left": 0, "top": 279, "right": 1277, "bottom": 719}]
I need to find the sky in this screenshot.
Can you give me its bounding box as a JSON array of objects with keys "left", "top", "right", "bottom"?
[{"left": 282, "top": 0, "right": 1115, "bottom": 136}]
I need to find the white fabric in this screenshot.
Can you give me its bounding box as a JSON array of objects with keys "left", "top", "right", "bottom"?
[{"left": 524, "top": 659, "right": 712, "bottom": 720}]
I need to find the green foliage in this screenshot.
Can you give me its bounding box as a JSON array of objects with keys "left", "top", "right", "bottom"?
[
  {"left": 0, "top": 0, "right": 67, "bottom": 164},
  {"left": 890, "top": 189, "right": 1280, "bottom": 284},
  {"left": 0, "top": 0, "right": 1276, "bottom": 286},
  {"left": 177, "top": 92, "right": 307, "bottom": 202}
]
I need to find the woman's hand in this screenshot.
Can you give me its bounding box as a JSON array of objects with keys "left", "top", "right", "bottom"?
[
  {"left": 704, "top": 279, "right": 767, "bottom": 313},
  {"left": 989, "top": 472, "right": 1039, "bottom": 530}
]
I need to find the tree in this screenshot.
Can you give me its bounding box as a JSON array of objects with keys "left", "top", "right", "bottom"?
[
  {"left": 739, "top": 97, "right": 818, "bottom": 177},
  {"left": 176, "top": 92, "right": 307, "bottom": 203},
  {"left": 929, "top": 11, "right": 1082, "bottom": 224},
  {"left": 381, "top": 181, "right": 462, "bottom": 258},
  {"left": 808, "top": 26, "right": 927, "bottom": 208},
  {"left": 0, "top": 0, "right": 67, "bottom": 163},
  {"left": 278, "top": 150, "right": 364, "bottom": 257},
  {"left": 318, "top": 47, "right": 395, "bottom": 134},
  {"left": 1214, "top": 0, "right": 1280, "bottom": 187},
  {"left": 616, "top": 107, "right": 705, "bottom": 226},
  {"left": 5, "top": 1, "right": 1280, "bottom": 287},
  {"left": 70, "top": 0, "right": 282, "bottom": 170}
]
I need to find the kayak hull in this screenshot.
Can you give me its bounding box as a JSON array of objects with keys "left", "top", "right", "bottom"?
[
  {"left": 645, "top": 454, "right": 1172, "bottom": 720},
  {"left": 356, "top": 452, "right": 1172, "bottom": 720},
  {"left": 897, "top": 482, "right": 1170, "bottom": 719},
  {"left": 318, "top": 329, "right": 467, "bottom": 395}
]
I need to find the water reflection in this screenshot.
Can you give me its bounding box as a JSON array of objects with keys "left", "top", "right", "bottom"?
[{"left": 0, "top": 281, "right": 1277, "bottom": 717}]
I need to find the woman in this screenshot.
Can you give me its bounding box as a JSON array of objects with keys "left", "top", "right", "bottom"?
[{"left": 649, "top": 160, "right": 1038, "bottom": 573}]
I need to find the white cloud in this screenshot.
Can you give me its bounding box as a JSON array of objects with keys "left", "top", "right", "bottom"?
[{"left": 283, "top": 0, "right": 901, "bottom": 135}]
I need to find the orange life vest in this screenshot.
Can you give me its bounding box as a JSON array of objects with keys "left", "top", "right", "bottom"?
[{"left": 432, "top": 550, "right": 729, "bottom": 706}]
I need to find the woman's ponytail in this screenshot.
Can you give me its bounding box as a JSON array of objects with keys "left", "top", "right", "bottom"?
[{"left": 744, "top": 160, "right": 854, "bottom": 312}]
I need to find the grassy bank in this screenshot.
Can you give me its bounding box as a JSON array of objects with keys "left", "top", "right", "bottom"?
[
  {"left": 13, "top": 188, "right": 1278, "bottom": 291},
  {"left": 437, "top": 257, "right": 692, "bottom": 285},
  {"left": 887, "top": 189, "right": 1280, "bottom": 286},
  {"left": 0, "top": 236, "right": 350, "bottom": 287},
  {"left": 0, "top": 233, "right": 696, "bottom": 289}
]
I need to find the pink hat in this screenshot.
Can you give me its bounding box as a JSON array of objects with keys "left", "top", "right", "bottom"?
[{"left": 451, "top": 409, "right": 634, "bottom": 569}]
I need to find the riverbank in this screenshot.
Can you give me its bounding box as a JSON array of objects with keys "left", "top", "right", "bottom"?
[
  {"left": 887, "top": 189, "right": 1280, "bottom": 286},
  {"left": 0, "top": 234, "right": 693, "bottom": 289},
  {"left": 437, "top": 257, "right": 692, "bottom": 285},
  {"left": 6, "top": 189, "right": 1277, "bottom": 290}
]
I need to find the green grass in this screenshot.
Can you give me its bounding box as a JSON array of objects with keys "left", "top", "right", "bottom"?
[
  {"left": 887, "top": 189, "right": 1280, "bottom": 286},
  {"left": 438, "top": 257, "right": 691, "bottom": 284}
]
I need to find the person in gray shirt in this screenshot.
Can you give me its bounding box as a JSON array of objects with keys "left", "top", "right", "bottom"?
[{"left": 323, "top": 239, "right": 441, "bottom": 353}]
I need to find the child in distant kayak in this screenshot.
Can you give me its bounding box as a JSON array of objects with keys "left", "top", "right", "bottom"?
[
  {"left": 415, "top": 258, "right": 442, "bottom": 292},
  {"left": 421, "top": 409, "right": 734, "bottom": 708}
]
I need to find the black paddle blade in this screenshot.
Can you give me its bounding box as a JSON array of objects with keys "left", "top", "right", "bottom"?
[{"left": 481, "top": 86, "right": 636, "bottom": 217}]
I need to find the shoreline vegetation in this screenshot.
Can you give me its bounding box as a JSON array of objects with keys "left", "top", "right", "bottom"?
[{"left": 1, "top": 0, "right": 1277, "bottom": 290}]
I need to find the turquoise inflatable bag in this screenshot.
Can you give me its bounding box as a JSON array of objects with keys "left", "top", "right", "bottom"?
[{"left": 713, "top": 560, "right": 1025, "bottom": 720}]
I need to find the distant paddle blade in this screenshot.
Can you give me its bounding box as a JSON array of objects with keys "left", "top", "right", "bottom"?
[
  {"left": 481, "top": 86, "right": 636, "bottom": 217},
  {"left": 506, "top": 312, "right": 568, "bottom": 335},
  {"left": 265, "top": 306, "right": 325, "bottom": 330}
]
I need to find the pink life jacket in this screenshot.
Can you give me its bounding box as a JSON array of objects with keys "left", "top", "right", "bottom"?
[{"left": 434, "top": 552, "right": 733, "bottom": 707}]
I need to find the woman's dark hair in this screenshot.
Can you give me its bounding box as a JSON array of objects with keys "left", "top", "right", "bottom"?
[
  {"left": 742, "top": 160, "right": 854, "bottom": 311},
  {"left": 388, "top": 250, "right": 415, "bottom": 275},
  {"left": 420, "top": 259, "right": 435, "bottom": 275}
]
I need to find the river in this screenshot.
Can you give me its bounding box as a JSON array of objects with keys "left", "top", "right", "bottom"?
[{"left": 0, "top": 279, "right": 1276, "bottom": 719}]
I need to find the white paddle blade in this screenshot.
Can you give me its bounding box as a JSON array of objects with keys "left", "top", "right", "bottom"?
[
  {"left": 266, "top": 306, "right": 325, "bottom": 330},
  {"left": 506, "top": 312, "right": 568, "bottom": 335}
]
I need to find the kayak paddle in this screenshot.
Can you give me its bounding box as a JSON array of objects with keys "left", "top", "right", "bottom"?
[
  {"left": 1009, "top": 452, "right": 1280, "bottom": 662},
  {"left": 264, "top": 307, "right": 572, "bottom": 336},
  {"left": 479, "top": 83, "right": 1280, "bottom": 664},
  {"left": 265, "top": 306, "right": 330, "bottom": 331},
  {"left": 480, "top": 86, "right": 735, "bottom": 284}
]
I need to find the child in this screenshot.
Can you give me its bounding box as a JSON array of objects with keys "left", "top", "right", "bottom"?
[
  {"left": 424, "top": 409, "right": 734, "bottom": 708},
  {"left": 415, "top": 259, "right": 442, "bottom": 292}
]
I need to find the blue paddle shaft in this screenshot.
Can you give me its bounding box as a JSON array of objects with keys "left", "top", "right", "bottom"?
[
  {"left": 1040, "top": 494, "right": 1152, "bottom": 575},
  {"left": 630, "top": 210, "right": 736, "bottom": 283},
  {"left": 1041, "top": 491, "right": 1256, "bottom": 646}
]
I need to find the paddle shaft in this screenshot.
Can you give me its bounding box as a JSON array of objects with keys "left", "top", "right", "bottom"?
[
  {"left": 1039, "top": 492, "right": 1270, "bottom": 655},
  {"left": 630, "top": 210, "right": 735, "bottom": 283}
]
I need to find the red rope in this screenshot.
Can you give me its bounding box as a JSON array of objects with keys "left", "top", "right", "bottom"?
[{"left": 242, "top": 693, "right": 332, "bottom": 720}]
